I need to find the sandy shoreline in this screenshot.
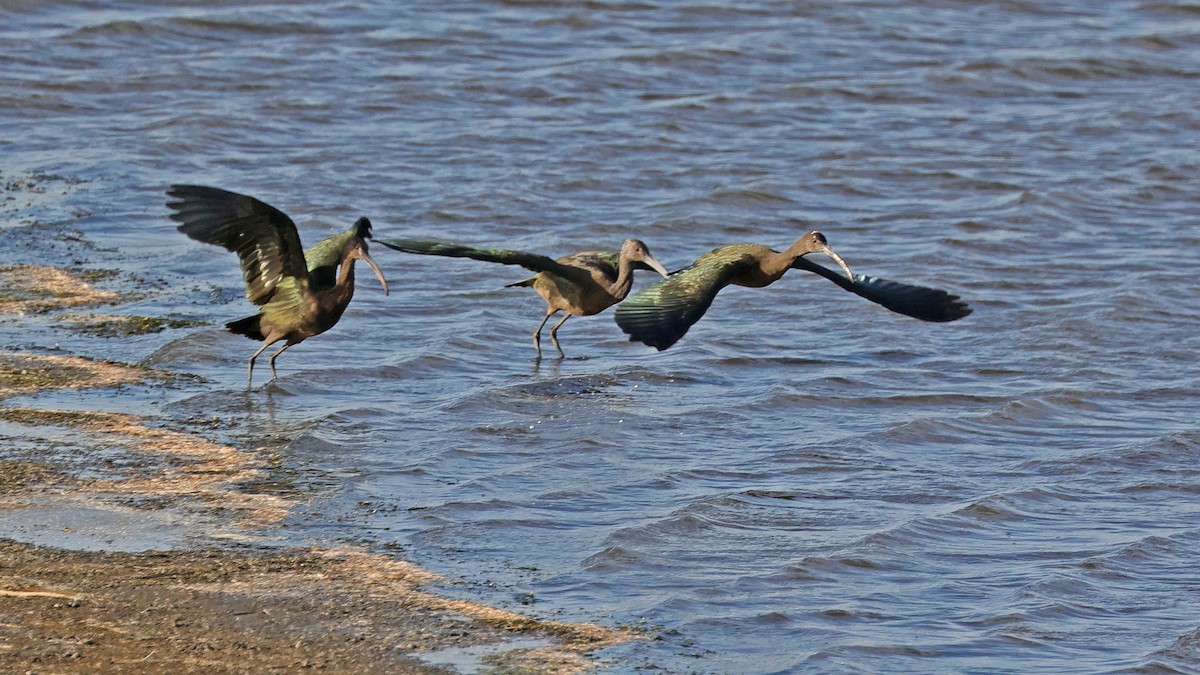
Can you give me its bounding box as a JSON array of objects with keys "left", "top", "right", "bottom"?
[
  {"left": 0, "top": 539, "right": 628, "bottom": 673},
  {"left": 0, "top": 263, "right": 635, "bottom": 672}
]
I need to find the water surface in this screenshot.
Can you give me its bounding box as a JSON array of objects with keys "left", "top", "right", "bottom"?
[{"left": 3, "top": 1, "right": 1200, "bottom": 672}]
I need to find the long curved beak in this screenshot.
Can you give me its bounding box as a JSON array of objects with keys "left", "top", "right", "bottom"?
[
  {"left": 644, "top": 254, "right": 670, "bottom": 278},
  {"left": 362, "top": 250, "right": 390, "bottom": 295},
  {"left": 818, "top": 243, "right": 854, "bottom": 281}
]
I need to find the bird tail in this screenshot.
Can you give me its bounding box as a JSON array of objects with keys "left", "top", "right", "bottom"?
[
  {"left": 226, "top": 314, "right": 265, "bottom": 341},
  {"left": 505, "top": 277, "right": 536, "bottom": 288}
]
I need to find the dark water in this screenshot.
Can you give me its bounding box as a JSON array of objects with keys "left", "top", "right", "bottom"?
[{"left": 4, "top": 1, "right": 1200, "bottom": 672}]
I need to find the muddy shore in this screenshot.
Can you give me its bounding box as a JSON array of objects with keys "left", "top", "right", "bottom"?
[
  {"left": 0, "top": 539, "right": 626, "bottom": 673},
  {"left": 1, "top": 236, "right": 634, "bottom": 671}
]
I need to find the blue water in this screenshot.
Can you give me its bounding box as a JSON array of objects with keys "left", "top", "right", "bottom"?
[{"left": 3, "top": 1, "right": 1200, "bottom": 671}]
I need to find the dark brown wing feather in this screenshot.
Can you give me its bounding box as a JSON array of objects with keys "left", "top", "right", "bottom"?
[
  {"left": 167, "top": 185, "right": 308, "bottom": 306},
  {"left": 559, "top": 251, "right": 620, "bottom": 285},
  {"left": 614, "top": 253, "right": 754, "bottom": 351},
  {"left": 377, "top": 239, "right": 594, "bottom": 286},
  {"left": 792, "top": 258, "right": 972, "bottom": 322}
]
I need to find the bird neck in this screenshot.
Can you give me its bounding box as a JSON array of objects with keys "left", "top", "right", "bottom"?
[
  {"left": 606, "top": 256, "right": 637, "bottom": 300},
  {"left": 335, "top": 259, "right": 356, "bottom": 293},
  {"left": 760, "top": 249, "right": 798, "bottom": 281}
]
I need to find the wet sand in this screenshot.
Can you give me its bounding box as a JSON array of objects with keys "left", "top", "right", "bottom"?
[
  {"left": 0, "top": 540, "right": 627, "bottom": 673},
  {"left": 0, "top": 263, "right": 634, "bottom": 673}
]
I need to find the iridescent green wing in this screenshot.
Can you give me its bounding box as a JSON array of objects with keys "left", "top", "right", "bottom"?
[
  {"left": 377, "top": 239, "right": 593, "bottom": 285},
  {"left": 792, "top": 258, "right": 971, "bottom": 322},
  {"left": 167, "top": 185, "right": 308, "bottom": 306},
  {"left": 305, "top": 217, "right": 372, "bottom": 290},
  {"left": 614, "top": 250, "right": 756, "bottom": 351},
  {"left": 258, "top": 275, "right": 311, "bottom": 332}
]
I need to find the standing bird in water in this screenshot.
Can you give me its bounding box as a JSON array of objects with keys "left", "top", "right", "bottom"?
[
  {"left": 378, "top": 238, "right": 669, "bottom": 357},
  {"left": 167, "top": 185, "right": 389, "bottom": 387},
  {"left": 615, "top": 231, "right": 970, "bottom": 351}
]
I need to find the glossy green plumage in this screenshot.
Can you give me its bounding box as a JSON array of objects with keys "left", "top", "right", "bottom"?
[
  {"left": 306, "top": 217, "right": 372, "bottom": 290},
  {"left": 616, "top": 243, "right": 972, "bottom": 351},
  {"left": 168, "top": 185, "right": 388, "bottom": 387},
  {"left": 614, "top": 246, "right": 763, "bottom": 351},
  {"left": 304, "top": 230, "right": 356, "bottom": 271}
]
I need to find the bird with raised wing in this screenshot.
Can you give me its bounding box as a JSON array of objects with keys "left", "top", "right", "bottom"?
[
  {"left": 167, "top": 185, "right": 389, "bottom": 387},
  {"left": 378, "top": 238, "right": 669, "bottom": 357},
  {"left": 615, "top": 231, "right": 970, "bottom": 351}
]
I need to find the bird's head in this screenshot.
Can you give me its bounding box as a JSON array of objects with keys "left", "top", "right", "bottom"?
[
  {"left": 353, "top": 216, "right": 373, "bottom": 240},
  {"left": 795, "top": 231, "right": 853, "bottom": 281},
  {"left": 341, "top": 237, "right": 390, "bottom": 295},
  {"left": 621, "top": 238, "right": 670, "bottom": 278}
]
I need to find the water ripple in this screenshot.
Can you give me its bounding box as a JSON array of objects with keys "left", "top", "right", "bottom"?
[{"left": 6, "top": 0, "right": 1200, "bottom": 672}]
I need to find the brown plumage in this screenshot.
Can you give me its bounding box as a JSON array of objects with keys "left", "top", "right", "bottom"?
[
  {"left": 616, "top": 231, "right": 971, "bottom": 351},
  {"left": 167, "top": 185, "right": 389, "bottom": 387},
  {"left": 378, "top": 238, "right": 669, "bottom": 357}
]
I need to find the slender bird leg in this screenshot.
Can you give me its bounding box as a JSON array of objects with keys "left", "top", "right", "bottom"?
[
  {"left": 267, "top": 342, "right": 294, "bottom": 381},
  {"left": 548, "top": 314, "right": 570, "bottom": 358},
  {"left": 532, "top": 311, "right": 556, "bottom": 358},
  {"left": 245, "top": 339, "right": 276, "bottom": 389}
]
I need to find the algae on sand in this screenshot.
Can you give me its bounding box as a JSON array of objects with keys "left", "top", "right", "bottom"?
[
  {"left": 0, "top": 264, "right": 120, "bottom": 314},
  {"left": 61, "top": 314, "right": 208, "bottom": 337},
  {"left": 0, "top": 353, "right": 155, "bottom": 399}
]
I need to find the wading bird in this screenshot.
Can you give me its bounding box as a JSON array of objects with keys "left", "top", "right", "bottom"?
[
  {"left": 167, "top": 185, "right": 389, "bottom": 387},
  {"left": 378, "top": 238, "right": 669, "bottom": 357},
  {"left": 615, "top": 231, "right": 970, "bottom": 351}
]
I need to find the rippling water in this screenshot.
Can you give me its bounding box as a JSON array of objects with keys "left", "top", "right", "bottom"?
[{"left": 4, "top": 1, "right": 1200, "bottom": 671}]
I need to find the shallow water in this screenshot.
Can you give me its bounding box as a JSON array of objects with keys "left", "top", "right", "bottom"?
[{"left": 4, "top": 1, "right": 1200, "bottom": 672}]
